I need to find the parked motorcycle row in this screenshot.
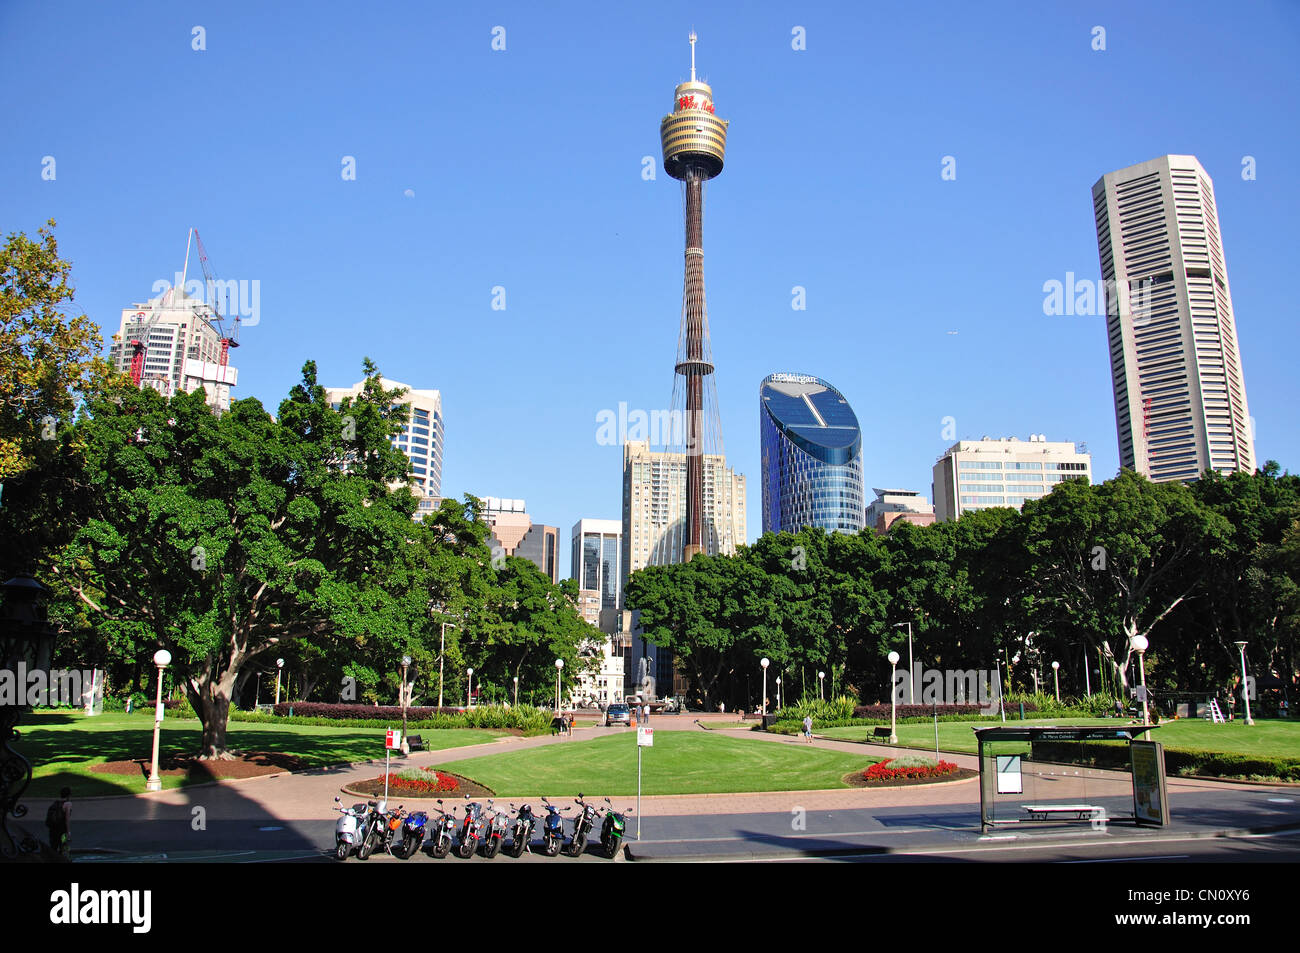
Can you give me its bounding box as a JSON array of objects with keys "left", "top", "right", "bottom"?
[{"left": 333, "top": 792, "right": 630, "bottom": 861}]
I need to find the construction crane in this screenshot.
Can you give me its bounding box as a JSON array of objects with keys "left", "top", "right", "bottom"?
[{"left": 192, "top": 230, "right": 240, "bottom": 368}]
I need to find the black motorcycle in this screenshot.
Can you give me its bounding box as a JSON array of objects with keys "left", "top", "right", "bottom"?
[
  {"left": 564, "top": 793, "right": 599, "bottom": 857},
  {"left": 599, "top": 798, "right": 631, "bottom": 859},
  {"left": 429, "top": 799, "right": 457, "bottom": 859},
  {"left": 505, "top": 803, "right": 537, "bottom": 858}
]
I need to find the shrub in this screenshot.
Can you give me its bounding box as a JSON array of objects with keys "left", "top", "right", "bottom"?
[
  {"left": 1029, "top": 741, "right": 1300, "bottom": 782},
  {"left": 257, "top": 702, "right": 553, "bottom": 734},
  {"left": 786, "top": 696, "right": 858, "bottom": 722},
  {"left": 853, "top": 703, "right": 988, "bottom": 720}
]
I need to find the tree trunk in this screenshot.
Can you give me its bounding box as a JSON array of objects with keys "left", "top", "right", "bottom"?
[{"left": 187, "top": 657, "right": 243, "bottom": 760}]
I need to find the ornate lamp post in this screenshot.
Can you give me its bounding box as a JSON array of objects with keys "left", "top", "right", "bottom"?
[
  {"left": 1130, "top": 635, "right": 1150, "bottom": 725},
  {"left": 818, "top": 670, "right": 825, "bottom": 701},
  {"left": 893, "top": 622, "right": 914, "bottom": 703},
  {"left": 400, "top": 655, "right": 412, "bottom": 753},
  {"left": 1234, "top": 641, "right": 1254, "bottom": 726},
  {"left": 775, "top": 676, "right": 782, "bottom": 712},
  {"left": 554, "top": 659, "right": 564, "bottom": 714},
  {"left": 760, "top": 657, "right": 769, "bottom": 716},
  {"left": 146, "top": 649, "right": 173, "bottom": 792},
  {"left": 1051, "top": 660, "right": 1060, "bottom": 702},
  {"left": 274, "top": 657, "right": 284, "bottom": 706},
  {"left": 466, "top": 667, "right": 474, "bottom": 709},
  {"left": 887, "top": 651, "right": 900, "bottom": 744},
  {"left": 1, "top": 573, "right": 57, "bottom": 856},
  {"left": 513, "top": 676, "right": 519, "bottom": 708}
]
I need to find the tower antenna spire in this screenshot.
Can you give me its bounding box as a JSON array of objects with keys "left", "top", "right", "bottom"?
[{"left": 689, "top": 31, "right": 697, "bottom": 81}]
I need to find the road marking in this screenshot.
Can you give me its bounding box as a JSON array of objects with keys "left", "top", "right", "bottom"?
[
  {"left": 1267, "top": 798, "right": 1294, "bottom": 804},
  {"left": 1062, "top": 854, "right": 1190, "bottom": 863}
]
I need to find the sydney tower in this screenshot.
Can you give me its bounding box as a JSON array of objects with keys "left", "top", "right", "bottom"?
[{"left": 661, "top": 33, "right": 729, "bottom": 562}]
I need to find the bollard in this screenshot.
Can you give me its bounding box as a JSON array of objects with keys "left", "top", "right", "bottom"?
[{"left": 1019, "top": 702, "right": 1025, "bottom": 721}]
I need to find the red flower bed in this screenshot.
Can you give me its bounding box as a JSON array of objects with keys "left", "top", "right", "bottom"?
[
  {"left": 380, "top": 771, "right": 461, "bottom": 795},
  {"left": 864, "top": 758, "right": 960, "bottom": 782}
]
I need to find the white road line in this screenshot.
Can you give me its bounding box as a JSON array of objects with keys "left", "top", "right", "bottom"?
[{"left": 1062, "top": 854, "right": 1190, "bottom": 863}]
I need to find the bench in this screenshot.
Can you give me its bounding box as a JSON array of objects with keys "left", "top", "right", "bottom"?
[
  {"left": 406, "top": 734, "right": 425, "bottom": 752},
  {"left": 1022, "top": 804, "right": 1105, "bottom": 822},
  {"left": 872, "top": 727, "right": 894, "bottom": 741}
]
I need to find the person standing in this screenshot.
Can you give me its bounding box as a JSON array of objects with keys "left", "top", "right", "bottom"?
[
  {"left": 802, "top": 714, "right": 814, "bottom": 743},
  {"left": 45, "top": 787, "right": 71, "bottom": 858}
]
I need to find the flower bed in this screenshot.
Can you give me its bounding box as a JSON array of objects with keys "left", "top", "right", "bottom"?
[
  {"left": 863, "top": 757, "right": 961, "bottom": 782},
  {"left": 343, "top": 766, "right": 494, "bottom": 799}
]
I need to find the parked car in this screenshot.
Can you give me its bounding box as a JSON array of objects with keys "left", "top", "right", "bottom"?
[{"left": 604, "top": 703, "right": 631, "bottom": 727}]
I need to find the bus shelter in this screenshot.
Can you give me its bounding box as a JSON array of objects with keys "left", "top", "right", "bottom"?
[{"left": 974, "top": 725, "right": 1168, "bottom": 833}]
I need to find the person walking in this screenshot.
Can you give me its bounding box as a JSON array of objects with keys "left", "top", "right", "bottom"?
[
  {"left": 45, "top": 787, "right": 71, "bottom": 858},
  {"left": 802, "top": 714, "right": 814, "bottom": 743}
]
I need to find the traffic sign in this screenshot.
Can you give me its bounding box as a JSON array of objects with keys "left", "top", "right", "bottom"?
[
  {"left": 637, "top": 727, "right": 654, "bottom": 747},
  {"left": 385, "top": 728, "right": 401, "bottom": 750}
]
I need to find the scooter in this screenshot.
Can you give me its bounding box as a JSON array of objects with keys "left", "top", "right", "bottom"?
[
  {"left": 599, "top": 798, "right": 631, "bottom": 859},
  {"left": 505, "top": 803, "right": 536, "bottom": 858},
  {"left": 429, "top": 800, "right": 458, "bottom": 859},
  {"left": 397, "top": 809, "right": 428, "bottom": 859},
  {"left": 540, "top": 797, "right": 570, "bottom": 857},
  {"left": 564, "top": 793, "right": 599, "bottom": 857},
  {"left": 332, "top": 797, "right": 377, "bottom": 861},
  {"left": 481, "top": 799, "right": 510, "bottom": 859},
  {"left": 457, "top": 798, "right": 487, "bottom": 859}
]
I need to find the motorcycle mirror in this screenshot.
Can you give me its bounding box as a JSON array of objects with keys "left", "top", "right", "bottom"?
[{"left": 334, "top": 796, "right": 341, "bottom": 802}]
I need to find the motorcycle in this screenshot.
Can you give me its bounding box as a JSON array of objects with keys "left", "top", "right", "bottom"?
[
  {"left": 374, "top": 803, "right": 405, "bottom": 856},
  {"left": 397, "top": 809, "right": 428, "bottom": 859},
  {"left": 481, "top": 799, "right": 510, "bottom": 859},
  {"left": 564, "top": 793, "right": 600, "bottom": 857},
  {"left": 540, "top": 798, "right": 569, "bottom": 857},
  {"left": 599, "top": 798, "right": 631, "bottom": 859},
  {"left": 333, "top": 797, "right": 378, "bottom": 861},
  {"left": 505, "top": 803, "right": 536, "bottom": 858},
  {"left": 457, "top": 798, "right": 487, "bottom": 859},
  {"left": 429, "top": 800, "right": 458, "bottom": 859}
]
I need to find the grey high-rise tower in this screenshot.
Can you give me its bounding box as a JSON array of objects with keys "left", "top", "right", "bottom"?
[{"left": 1092, "top": 155, "right": 1255, "bottom": 482}]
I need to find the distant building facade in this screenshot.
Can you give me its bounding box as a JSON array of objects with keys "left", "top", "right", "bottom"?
[
  {"left": 932, "top": 435, "right": 1092, "bottom": 522},
  {"left": 865, "top": 488, "right": 936, "bottom": 533},
  {"left": 481, "top": 497, "right": 559, "bottom": 584}
]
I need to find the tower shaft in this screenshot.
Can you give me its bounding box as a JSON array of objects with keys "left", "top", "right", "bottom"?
[{"left": 683, "top": 170, "right": 706, "bottom": 558}]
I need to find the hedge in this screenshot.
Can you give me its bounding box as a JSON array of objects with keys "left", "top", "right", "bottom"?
[{"left": 1030, "top": 741, "right": 1300, "bottom": 782}]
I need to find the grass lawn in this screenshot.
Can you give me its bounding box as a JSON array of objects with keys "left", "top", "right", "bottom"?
[
  {"left": 816, "top": 717, "right": 1300, "bottom": 759},
  {"left": 438, "top": 731, "right": 880, "bottom": 796},
  {"left": 20, "top": 710, "right": 504, "bottom": 798}
]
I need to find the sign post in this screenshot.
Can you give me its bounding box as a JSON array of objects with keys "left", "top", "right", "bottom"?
[
  {"left": 636, "top": 726, "right": 653, "bottom": 840},
  {"left": 384, "top": 728, "right": 401, "bottom": 803}
]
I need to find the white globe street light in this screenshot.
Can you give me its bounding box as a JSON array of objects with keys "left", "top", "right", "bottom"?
[
  {"left": 776, "top": 676, "right": 782, "bottom": 712},
  {"left": 1051, "top": 660, "right": 1060, "bottom": 702},
  {"left": 146, "top": 649, "right": 172, "bottom": 792},
  {"left": 555, "top": 658, "right": 564, "bottom": 714},
  {"left": 513, "top": 675, "right": 519, "bottom": 708},
  {"left": 1130, "top": 635, "right": 1150, "bottom": 725},
  {"left": 275, "top": 657, "right": 285, "bottom": 707},
  {"left": 1233, "top": 641, "right": 1254, "bottom": 726},
  {"left": 760, "top": 657, "right": 770, "bottom": 717},
  {"left": 466, "top": 666, "right": 474, "bottom": 709},
  {"left": 887, "top": 650, "right": 900, "bottom": 744},
  {"left": 818, "top": 670, "right": 825, "bottom": 701}
]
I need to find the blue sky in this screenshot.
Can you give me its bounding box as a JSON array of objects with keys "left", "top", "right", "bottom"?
[{"left": 4, "top": 1, "right": 1298, "bottom": 579}]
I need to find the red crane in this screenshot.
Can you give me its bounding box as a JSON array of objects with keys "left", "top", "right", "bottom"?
[{"left": 192, "top": 230, "right": 240, "bottom": 369}]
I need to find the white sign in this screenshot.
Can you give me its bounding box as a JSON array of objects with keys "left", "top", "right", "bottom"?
[
  {"left": 996, "top": 754, "right": 1022, "bottom": 794},
  {"left": 637, "top": 727, "right": 654, "bottom": 747},
  {"left": 155, "top": 703, "right": 166, "bottom": 723},
  {"left": 385, "top": 728, "right": 401, "bottom": 750}
]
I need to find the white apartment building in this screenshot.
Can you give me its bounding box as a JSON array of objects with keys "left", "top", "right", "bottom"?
[
  {"left": 1092, "top": 155, "right": 1255, "bottom": 482},
  {"left": 621, "top": 440, "right": 746, "bottom": 581},
  {"left": 324, "top": 378, "right": 443, "bottom": 515},
  {"left": 932, "top": 435, "right": 1092, "bottom": 522}
]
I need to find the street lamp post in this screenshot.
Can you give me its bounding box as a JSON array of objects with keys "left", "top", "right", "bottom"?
[
  {"left": 1051, "top": 660, "right": 1060, "bottom": 702},
  {"left": 893, "top": 622, "right": 914, "bottom": 703},
  {"left": 1130, "top": 635, "right": 1150, "bottom": 725},
  {"left": 274, "top": 657, "right": 284, "bottom": 706},
  {"left": 775, "top": 676, "right": 781, "bottom": 712},
  {"left": 146, "top": 649, "right": 172, "bottom": 792},
  {"left": 513, "top": 676, "right": 519, "bottom": 708},
  {"left": 760, "top": 658, "right": 769, "bottom": 716},
  {"left": 466, "top": 667, "right": 474, "bottom": 709},
  {"left": 400, "top": 655, "right": 411, "bottom": 754},
  {"left": 818, "top": 670, "right": 825, "bottom": 701},
  {"left": 1234, "top": 641, "right": 1254, "bottom": 726},
  {"left": 887, "top": 651, "right": 900, "bottom": 744},
  {"left": 554, "top": 658, "right": 564, "bottom": 714},
  {"left": 438, "top": 621, "right": 456, "bottom": 709}
]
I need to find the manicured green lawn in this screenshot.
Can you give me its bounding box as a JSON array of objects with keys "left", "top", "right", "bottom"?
[
  {"left": 438, "top": 731, "right": 879, "bottom": 796},
  {"left": 20, "top": 711, "right": 503, "bottom": 798},
  {"left": 817, "top": 717, "right": 1300, "bottom": 759}
]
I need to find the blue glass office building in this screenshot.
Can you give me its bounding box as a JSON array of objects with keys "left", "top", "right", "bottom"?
[{"left": 760, "top": 373, "right": 865, "bottom": 534}]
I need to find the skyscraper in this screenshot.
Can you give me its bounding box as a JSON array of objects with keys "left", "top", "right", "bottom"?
[
  {"left": 1092, "top": 155, "right": 1255, "bottom": 482},
  {"left": 759, "top": 373, "right": 865, "bottom": 535},
  {"left": 324, "top": 377, "right": 443, "bottom": 516},
  {"left": 661, "top": 32, "right": 730, "bottom": 562},
  {"left": 931, "top": 435, "right": 1091, "bottom": 522},
  {"left": 479, "top": 497, "right": 559, "bottom": 584}
]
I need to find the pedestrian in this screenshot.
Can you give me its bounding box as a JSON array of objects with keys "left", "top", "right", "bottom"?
[
  {"left": 45, "top": 787, "right": 71, "bottom": 858},
  {"left": 642, "top": 702, "right": 650, "bottom": 724},
  {"left": 802, "top": 713, "right": 814, "bottom": 743}
]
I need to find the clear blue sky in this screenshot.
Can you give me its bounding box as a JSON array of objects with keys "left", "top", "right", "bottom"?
[{"left": 4, "top": 1, "right": 1298, "bottom": 579}]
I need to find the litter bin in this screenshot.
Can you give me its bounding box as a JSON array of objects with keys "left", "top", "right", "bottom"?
[{"left": 761, "top": 714, "right": 779, "bottom": 730}]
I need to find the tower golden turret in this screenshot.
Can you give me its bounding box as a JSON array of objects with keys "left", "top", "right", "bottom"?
[{"left": 659, "top": 32, "right": 729, "bottom": 180}]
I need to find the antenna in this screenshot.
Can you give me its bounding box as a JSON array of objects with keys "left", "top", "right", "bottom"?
[{"left": 689, "top": 31, "right": 697, "bottom": 81}]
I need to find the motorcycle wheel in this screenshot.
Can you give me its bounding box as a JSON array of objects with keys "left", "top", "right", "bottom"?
[
  {"left": 335, "top": 842, "right": 350, "bottom": 861},
  {"left": 457, "top": 839, "right": 474, "bottom": 859},
  {"left": 606, "top": 834, "right": 622, "bottom": 859},
  {"left": 432, "top": 836, "right": 450, "bottom": 859},
  {"left": 543, "top": 834, "right": 559, "bottom": 857},
  {"left": 483, "top": 837, "right": 500, "bottom": 859},
  {"left": 357, "top": 832, "right": 376, "bottom": 861},
  {"left": 568, "top": 834, "right": 586, "bottom": 857}
]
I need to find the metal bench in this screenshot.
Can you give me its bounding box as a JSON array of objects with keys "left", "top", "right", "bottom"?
[
  {"left": 406, "top": 734, "right": 425, "bottom": 752},
  {"left": 872, "top": 727, "right": 894, "bottom": 741},
  {"left": 1022, "top": 804, "right": 1105, "bottom": 822}
]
